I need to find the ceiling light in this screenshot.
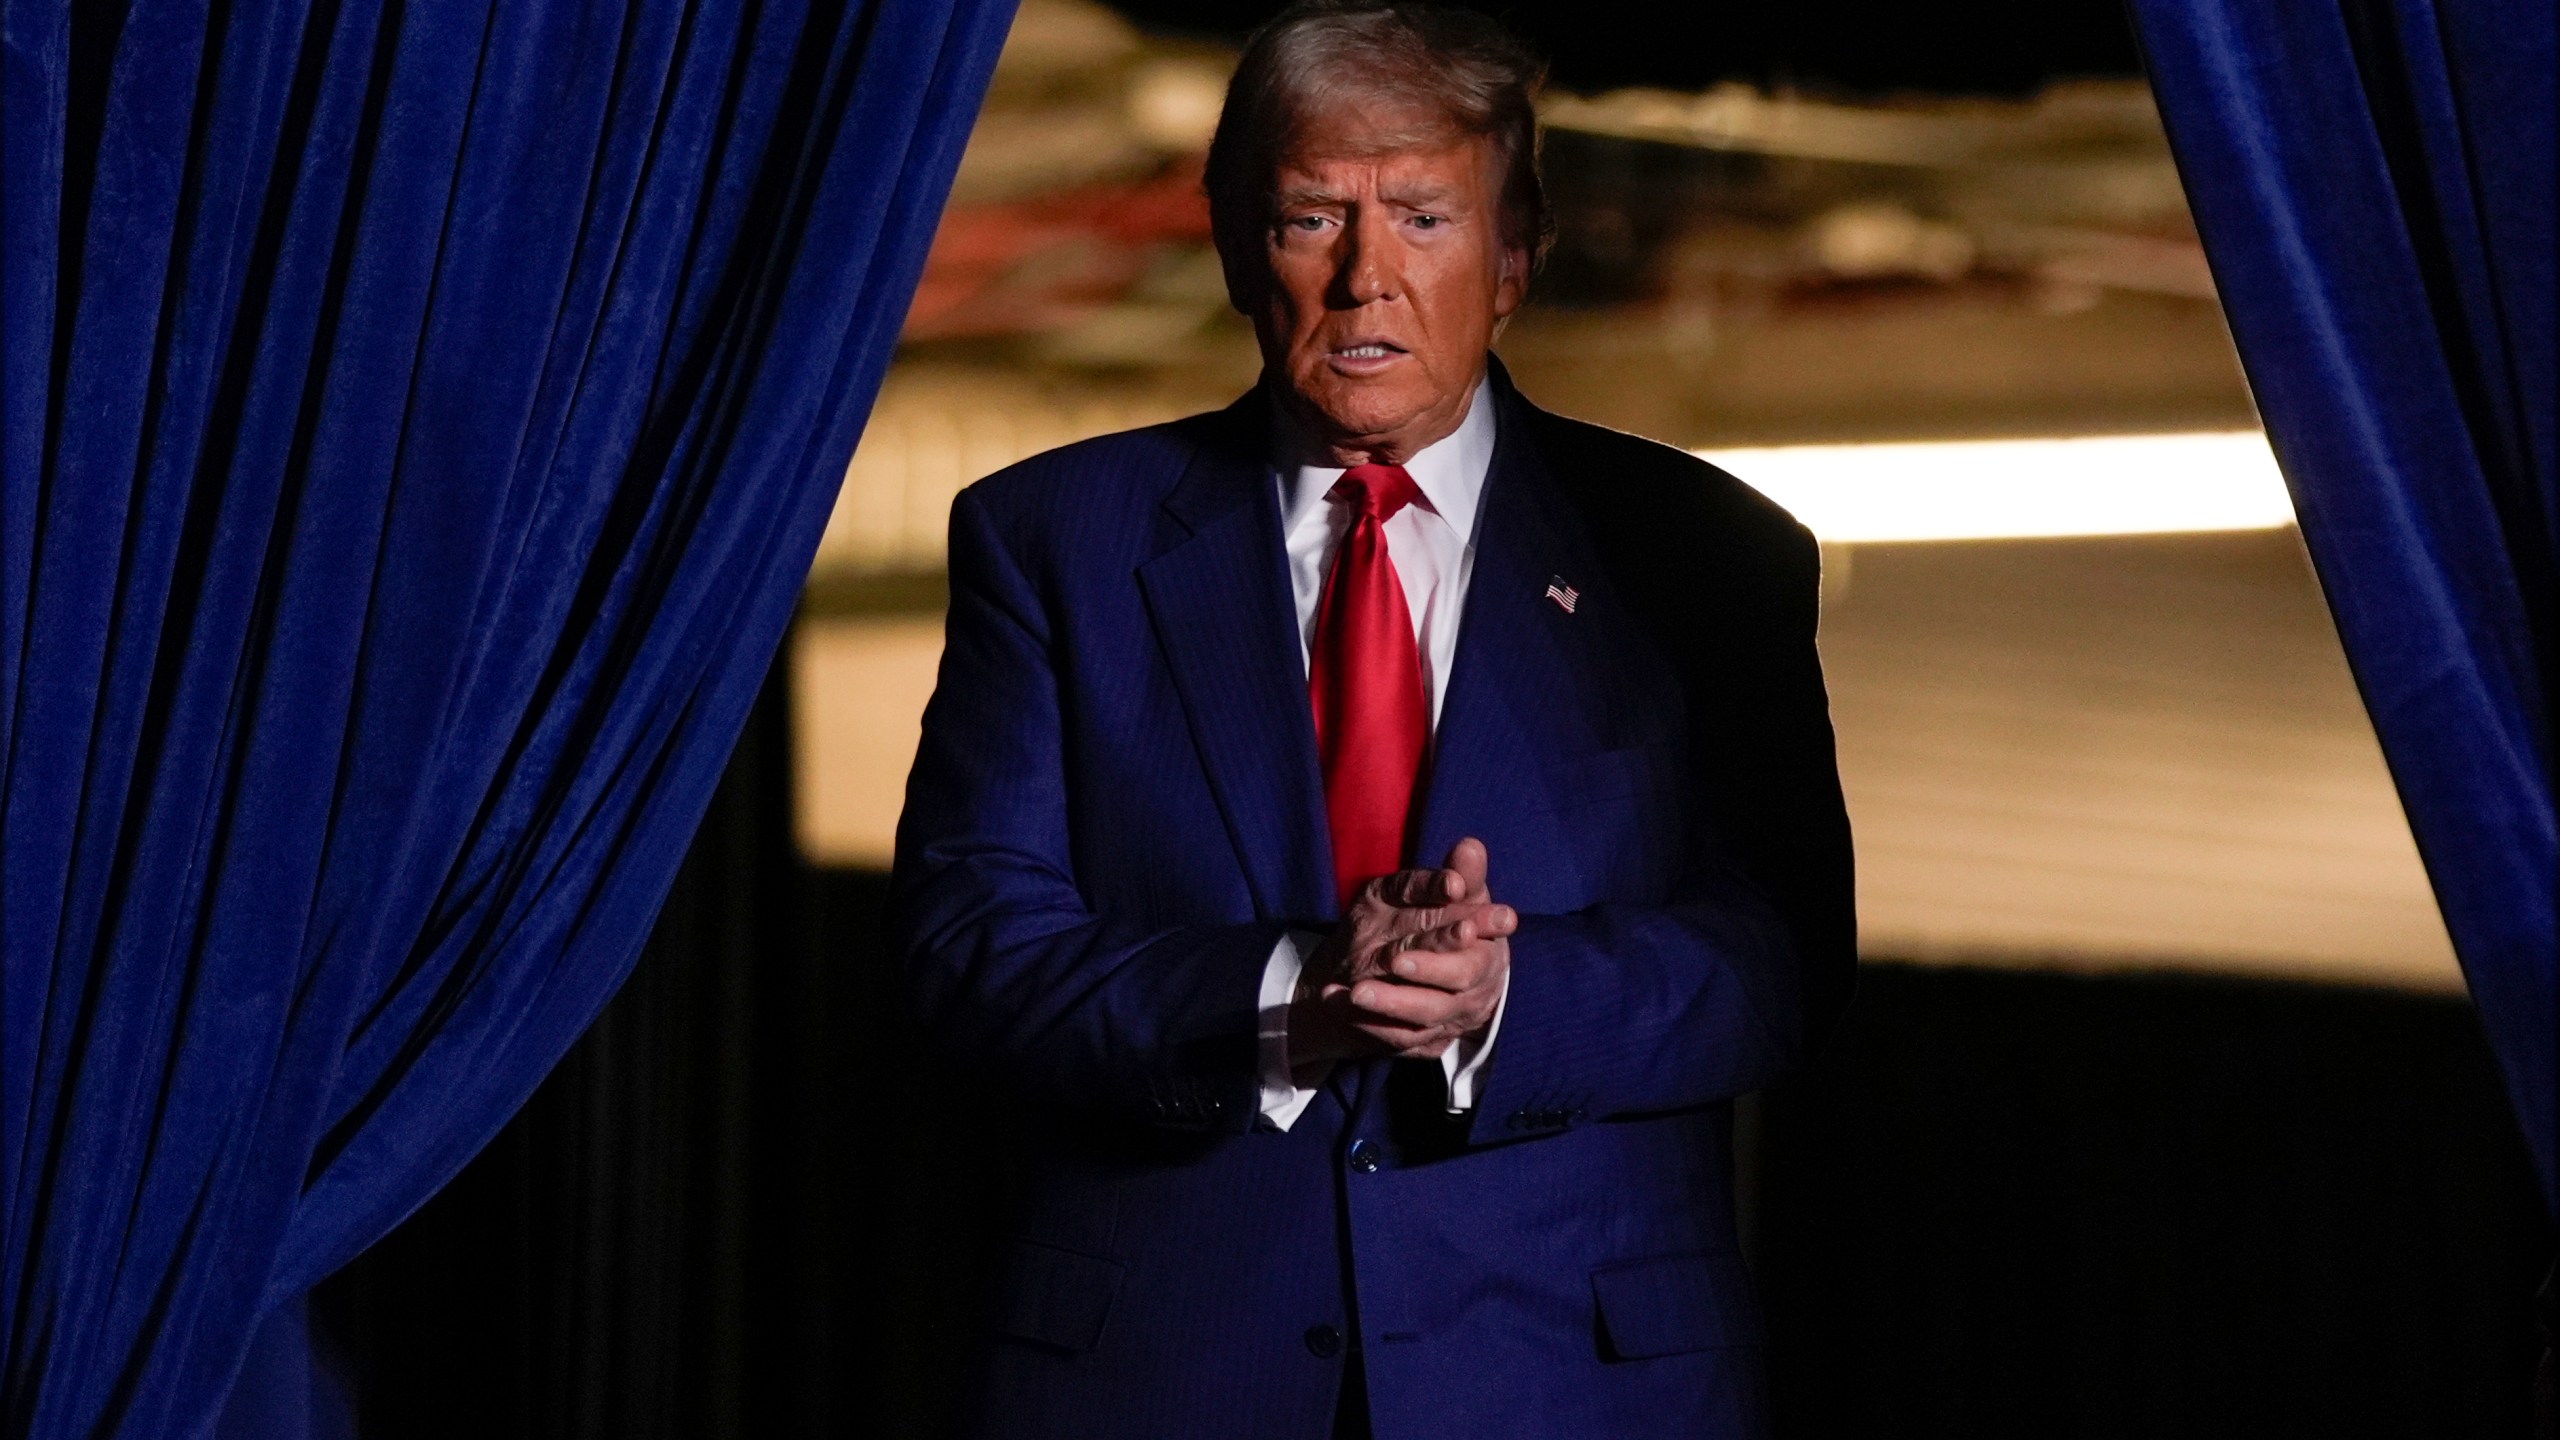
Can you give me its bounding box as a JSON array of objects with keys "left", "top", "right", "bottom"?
[{"left": 1697, "top": 431, "right": 2295, "bottom": 543}]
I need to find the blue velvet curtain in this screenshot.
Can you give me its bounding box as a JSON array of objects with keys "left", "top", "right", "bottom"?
[
  {"left": 2130, "top": 0, "right": 2554, "bottom": 1211},
  {"left": 0, "top": 1, "right": 1013, "bottom": 1435}
]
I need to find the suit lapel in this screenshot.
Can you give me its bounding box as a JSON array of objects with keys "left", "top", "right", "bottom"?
[
  {"left": 1414, "top": 378, "right": 1613, "bottom": 876},
  {"left": 1137, "top": 393, "right": 1338, "bottom": 924}
]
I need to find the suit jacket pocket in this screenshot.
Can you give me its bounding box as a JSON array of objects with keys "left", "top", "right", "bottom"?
[
  {"left": 994, "top": 1239, "right": 1126, "bottom": 1353},
  {"left": 1591, "top": 1249, "right": 1762, "bottom": 1360}
]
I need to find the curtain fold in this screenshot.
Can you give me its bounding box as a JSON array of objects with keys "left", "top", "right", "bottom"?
[
  {"left": 0, "top": 0, "right": 1014, "bottom": 1434},
  {"left": 2129, "top": 0, "right": 2554, "bottom": 1211}
]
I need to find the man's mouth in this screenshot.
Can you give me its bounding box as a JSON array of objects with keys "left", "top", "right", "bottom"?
[{"left": 1328, "top": 341, "right": 1408, "bottom": 366}]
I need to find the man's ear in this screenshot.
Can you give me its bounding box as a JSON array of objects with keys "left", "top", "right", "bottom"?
[{"left": 1493, "top": 243, "right": 1529, "bottom": 318}]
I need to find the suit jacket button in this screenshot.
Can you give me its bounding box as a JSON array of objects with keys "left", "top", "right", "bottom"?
[
  {"left": 1347, "top": 1139, "right": 1381, "bottom": 1173},
  {"left": 1304, "top": 1324, "right": 1344, "bottom": 1358}
]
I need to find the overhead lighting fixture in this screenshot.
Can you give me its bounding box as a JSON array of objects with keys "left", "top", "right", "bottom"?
[{"left": 1697, "top": 431, "right": 2295, "bottom": 543}]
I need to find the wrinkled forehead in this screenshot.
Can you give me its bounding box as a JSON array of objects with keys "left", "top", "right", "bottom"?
[
  {"left": 1269, "top": 98, "right": 1498, "bottom": 195},
  {"left": 1282, "top": 89, "right": 1467, "bottom": 156}
]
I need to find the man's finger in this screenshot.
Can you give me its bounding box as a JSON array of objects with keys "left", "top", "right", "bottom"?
[
  {"left": 1344, "top": 1006, "right": 1458, "bottom": 1048},
  {"left": 1348, "top": 976, "right": 1490, "bottom": 1030},
  {"left": 1442, "top": 836, "right": 1489, "bottom": 902},
  {"left": 1378, "top": 923, "right": 1513, "bottom": 990},
  {"left": 1369, "top": 865, "right": 1463, "bottom": 909},
  {"left": 1337, "top": 912, "right": 1493, "bottom": 986},
  {"left": 1377, "top": 940, "right": 1492, "bottom": 993},
  {"left": 1385, "top": 905, "right": 1515, "bottom": 954}
]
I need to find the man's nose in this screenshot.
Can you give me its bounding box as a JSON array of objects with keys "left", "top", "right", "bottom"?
[{"left": 1333, "top": 209, "right": 1400, "bottom": 306}]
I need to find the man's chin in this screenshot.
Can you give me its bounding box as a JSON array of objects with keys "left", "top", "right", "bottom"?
[{"left": 1286, "top": 381, "right": 1433, "bottom": 454}]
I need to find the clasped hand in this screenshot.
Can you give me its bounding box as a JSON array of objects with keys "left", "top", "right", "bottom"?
[{"left": 1290, "top": 836, "right": 1514, "bottom": 1068}]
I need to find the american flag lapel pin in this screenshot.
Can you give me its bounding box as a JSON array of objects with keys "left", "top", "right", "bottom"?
[{"left": 1543, "top": 575, "right": 1580, "bottom": 613}]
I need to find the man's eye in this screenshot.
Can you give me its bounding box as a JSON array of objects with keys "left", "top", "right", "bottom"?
[
  {"left": 1285, "top": 215, "right": 1328, "bottom": 232},
  {"left": 1411, "top": 214, "right": 1443, "bottom": 230}
]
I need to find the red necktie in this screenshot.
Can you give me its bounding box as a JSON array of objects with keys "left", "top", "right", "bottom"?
[{"left": 1309, "top": 463, "right": 1428, "bottom": 909}]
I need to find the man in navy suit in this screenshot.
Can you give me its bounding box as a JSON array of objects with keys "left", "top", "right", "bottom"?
[{"left": 890, "top": 4, "right": 1854, "bottom": 1435}]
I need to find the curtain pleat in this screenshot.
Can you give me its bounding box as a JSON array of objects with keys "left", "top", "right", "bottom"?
[
  {"left": 2129, "top": 0, "right": 2553, "bottom": 1211},
  {"left": 0, "top": 1, "right": 1015, "bottom": 1434}
]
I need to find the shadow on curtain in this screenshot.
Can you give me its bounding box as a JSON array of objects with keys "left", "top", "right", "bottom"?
[
  {"left": 313, "top": 660, "right": 1034, "bottom": 1439},
  {"left": 2127, "top": 2, "right": 2553, "bottom": 1212},
  {"left": 0, "top": 1, "right": 1015, "bottom": 1436}
]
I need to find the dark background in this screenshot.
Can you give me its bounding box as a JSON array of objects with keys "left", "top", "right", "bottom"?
[
  {"left": 317, "top": 660, "right": 2551, "bottom": 1439},
  {"left": 1108, "top": 0, "right": 2144, "bottom": 96}
]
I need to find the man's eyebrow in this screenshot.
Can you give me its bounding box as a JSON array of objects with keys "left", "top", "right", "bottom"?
[
  {"left": 1272, "top": 183, "right": 1351, "bottom": 209},
  {"left": 1380, "top": 181, "right": 1463, "bottom": 209},
  {"left": 1271, "top": 180, "right": 1466, "bottom": 211}
]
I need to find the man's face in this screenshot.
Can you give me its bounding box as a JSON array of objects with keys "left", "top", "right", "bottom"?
[{"left": 1246, "top": 101, "right": 1527, "bottom": 464}]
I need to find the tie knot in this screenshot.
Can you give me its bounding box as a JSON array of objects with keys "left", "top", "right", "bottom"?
[{"left": 1331, "top": 464, "right": 1421, "bottom": 523}]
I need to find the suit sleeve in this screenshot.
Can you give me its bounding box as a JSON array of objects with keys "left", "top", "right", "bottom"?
[
  {"left": 887, "top": 487, "right": 1272, "bottom": 1135},
  {"left": 1466, "top": 515, "right": 1857, "bottom": 1144}
]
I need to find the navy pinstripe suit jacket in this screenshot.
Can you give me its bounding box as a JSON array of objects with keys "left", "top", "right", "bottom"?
[{"left": 889, "top": 361, "right": 1855, "bottom": 1439}]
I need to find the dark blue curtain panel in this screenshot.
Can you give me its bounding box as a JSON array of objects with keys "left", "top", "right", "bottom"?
[
  {"left": 2131, "top": 0, "right": 2555, "bottom": 1211},
  {"left": 0, "top": 0, "right": 1013, "bottom": 1435}
]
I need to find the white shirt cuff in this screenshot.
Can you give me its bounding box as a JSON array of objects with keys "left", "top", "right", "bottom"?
[
  {"left": 1440, "top": 965, "right": 1510, "bottom": 1113},
  {"left": 1257, "top": 931, "right": 1327, "bottom": 1132}
]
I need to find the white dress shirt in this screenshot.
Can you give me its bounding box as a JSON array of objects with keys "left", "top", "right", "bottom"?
[{"left": 1256, "top": 377, "right": 1511, "bottom": 1133}]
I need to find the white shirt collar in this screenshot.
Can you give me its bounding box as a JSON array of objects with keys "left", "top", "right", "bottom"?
[{"left": 1273, "top": 375, "right": 1498, "bottom": 545}]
